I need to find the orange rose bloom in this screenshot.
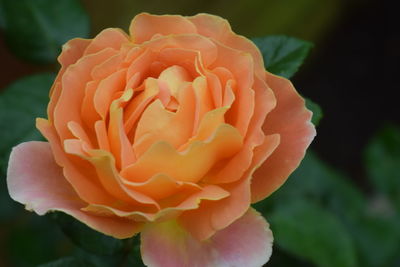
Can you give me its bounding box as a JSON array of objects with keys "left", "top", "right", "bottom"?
[{"left": 7, "top": 13, "right": 315, "bottom": 266}]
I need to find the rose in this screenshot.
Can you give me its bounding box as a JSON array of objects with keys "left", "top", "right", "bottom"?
[{"left": 7, "top": 13, "right": 315, "bottom": 266}]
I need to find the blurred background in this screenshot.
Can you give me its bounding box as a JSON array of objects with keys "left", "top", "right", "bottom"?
[{"left": 0, "top": 0, "right": 398, "bottom": 266}]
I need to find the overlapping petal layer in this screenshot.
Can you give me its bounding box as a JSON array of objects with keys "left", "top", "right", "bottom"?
[{"left": 7, "top": 12, "right": 315, "bottom": 267}]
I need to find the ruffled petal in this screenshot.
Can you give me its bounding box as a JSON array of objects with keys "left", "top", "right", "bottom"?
[
  {"left": 6, "top": 141, "right": 142, "bottom": 239},
  {"left": 141, "top": 208, "right": 273, "bottom": 267},
  {"left": 251, "top": 72, "right": 316, "bottom": 202},
  {"left": 189, "top": 14, "right": 265, "bottom": 77},
  {"left": 129, "top": 13, "right": 197, "bottom": 44}
]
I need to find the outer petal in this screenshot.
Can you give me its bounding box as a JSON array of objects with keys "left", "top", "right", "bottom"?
[
  {"left": 251, "top": 73, "right": 316, "bottom": 202},
  {"left": 6, "top": 141, "right": 142, "bottom": 238},
  {"left": 129, "top": 13, "right": 197, "bottom": 44},
  {"left": 188, "top": 14, "right": 265, "bottom": 77},
  {"left": 141, "top": 208, "right": 273, "bottom": 267}
]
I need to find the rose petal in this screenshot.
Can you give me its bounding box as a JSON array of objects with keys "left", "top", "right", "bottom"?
[
  {"left": 37, "top": 118, "right": 117, "bottom": 205},
  {"left": 189, "top": 14, "right": 265, "bottom": 77},
  {"left": 7, "top": 141, "right": 142, "bottom": 239},
  {"left": 178, "top": 132, "right": 279, "bottom": 241},
  {"left": 251, "top": 72, "right": 316, "bottom": 202},
  {"left": 130, "top": 13, "right": 197, "bottom": 44},
  {"left": 122, "top": 124, "right": 243, "bottom": 184},
  {"left": 84, "top": 28, "right": 130, "bottom": 56},
  {"left": 141, "top": 208, "right": 273, "bottom": 267},
  {"left": 54, "top": 48, "right": 118, "bottom": 141}
]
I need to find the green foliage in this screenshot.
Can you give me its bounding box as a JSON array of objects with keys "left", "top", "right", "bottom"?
[
  {"left": 365, "top": 124, "right": 400, "bottom": 211},
  {"left": 1, "top": 0, "right": 89, "bottom": 63},
  {"left": 252, "top": 35, "right": 313, "bottom": 79},
  {"left": 0, "top": 73, "right": 54, "bottom": 175},
  {"left": 50, "top": 212, "right": 125, "bottom": 256},
  {"left": 270, "top": 200, "right": 357, "bottom": 267},
  {"left": 254, "top": 146, "right": 400, "bottom": 267},
  {"left": 305, "top": 97, "right": 323, "bottom": 126},
  {"left": 39, "top": 256, "right": 95, "bottom": 267},
  {"left": 0, "top": 0, "right": 5, "bottom": 29}
]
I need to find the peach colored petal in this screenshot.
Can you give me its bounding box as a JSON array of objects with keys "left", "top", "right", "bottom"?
[
  {"left": 189, "top": 14, "right": 265, "bottom": 77},
  {"left": 133, "top": 82, "right": 195, "bottom": 156},
  {"left": 178, "top": 177, "right": 250, "bottom": 241},
  {"left": 122, "top": 173, "right": 200, "bottom": 200},
  {"left": 178, "top": 131, "right": 279, "bottom": 241},
  {"left": 143, "top": 34, "right": 217, "bottom": 68},
  {"left": 48, "top": 38, "right": 91, "bottom": 120},
  {"left": 7, "top": 141, "right": 142, "bottom": 239},
  {"left": 75, "top": 149, "right": 159, "bottom": 209},
  {"left": 94, "top": 69, "right": 127, "bottom": 120},
  {"left": 192, "top": 76, "right": 214, "bottom": 135},
  {"left": 129, "top": 13, "right": 197, "bottom": 44},
  {"left": 204, "top": 75, "right": 277, "bottom": 184},
  {"left": 84, "top": 28, "right": 130, "bottom": 56},
  {"left": 81, "top": 80, "right": 101, "bottom": 129},
  {"left": 54, "top": 48, "right": 118, "bottom": 141},
  {"left": 122, "top": 124, "right": 243, "bottom": 184},
  {"left": 158, "top": 65, "right": 192, "bottom": 99},
  {"left": 126, "top": 48, "right": 156, "bottom": 83},
  {"left": 67, "top": 121, "right": 93, "bottom": 149},
  {"left": 107, "top": 89, "right": 136, "bottom": 169},
  {"left": 124, "top": 77, "right": 159, "bottom": 134},
  {"left": 141, "top": 208, "right": 273, "bottom": 267},
  {"left": 251, "top": 72, "right": 316, "bottom": 202},
  {"left": 94, "top": 120, "right": 110, "bottom": 151},
  {"left": 91, "top": 53, "right": 125, "bottom": 81},
  {"left": 83, "top": 185, "right": 229, "bottom": 223},
  {"left": 211, "top": 41, "right": 255, "bottom": 137},
  {"left": 36, "top": 118, "right": 116, "bottom": 205}
]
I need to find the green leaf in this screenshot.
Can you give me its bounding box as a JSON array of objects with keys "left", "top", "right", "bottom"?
[
  {"left": 39, "top": 256, "right": 94, "bottom": 267},
  {"left": 51, "top": 212, "right": 125, "bottom": 256},
  {"left": 252, "top": 35, "right": 312, "bottom": 79},
  {"left": 257, "top": 152, "right": 365, "bottom": 220},
  {"left": 305, "top": 97, "right": 323, "bottom": 126},
  {"left": 1, "top": 0, "right": 89, "bottom": 63},
  {"left": 269, "top": 200, "right": 357, "bottom": 267},
  {"left": 0, "top": 72, "right": 54, "bottom": 175},
  {"left": 0, "top": 0, "right": 5, "bottom": 29},
  {"left": 365, "top": 124, "right": 400, "bottom": 211}
]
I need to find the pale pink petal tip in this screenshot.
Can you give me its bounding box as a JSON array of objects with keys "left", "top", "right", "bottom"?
[
  {"left": 7, "top": 141, "right": 141, "bottom": 239},
  {"left": 141, "top": 208, "right": 273, "bottom": 267}
]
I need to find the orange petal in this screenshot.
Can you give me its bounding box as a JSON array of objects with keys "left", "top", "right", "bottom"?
[
  {"left": 204, "top": 75, "right": 277, "bottom": 184},
  {"left": 81, "top": 80, "right": 101, "bottom": 129},
  {"left": 94, "top": 69, "right": 127, "bottom": 120},
  {"left": 122, "top": 173, "right": 200, "bottom": 200},
  {"left": 107, "top": 89, "right": 136, "bottom": 168},
  {"left": 36, "top": 118, "right": 116, "bottom": 205},
  {"left": 7, "top": 141, "right": 142, "bottom": 239},
  {"left": 133, "top": 83, "right": 195, "bottom": 156},
  {"left": 178, "top": 177, "right": 250, "bottom": 241},
  {"left": 48, "top": 38, "right": 91, "bottom": 119},
  {"left": 129, "top": 13, "right": 197, "bottom": 44},
  {"left": 54, "top": 48, "right": 118, "bottom": 141},
  {"left": 251, "top": 72, "right": 316, "bottom": 202},
  {"left": 211, "top": 42, "right": 255, "bottom": 137},
  {"left": 122, "top": 124, "right": 243, "bottom": 184},
  {"left": 189, "top": 13, "right": 265, "bottom": 77},
  {"left": 84, "top": 28, "right": 129, "bottom": 55},
  {"left": 145, "top": 34, "right": 217, "bottom": 68}
]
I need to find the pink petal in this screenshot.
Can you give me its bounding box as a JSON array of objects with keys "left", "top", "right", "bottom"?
[
  {"left": 141, "top": 208, "right": 273, "bottom": 267},
  {"left": 251, "top": 72, "right": 316, "bottom": 202},
  {"left": 7, "top": 141, "right": 142, "bottom": 239}
]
